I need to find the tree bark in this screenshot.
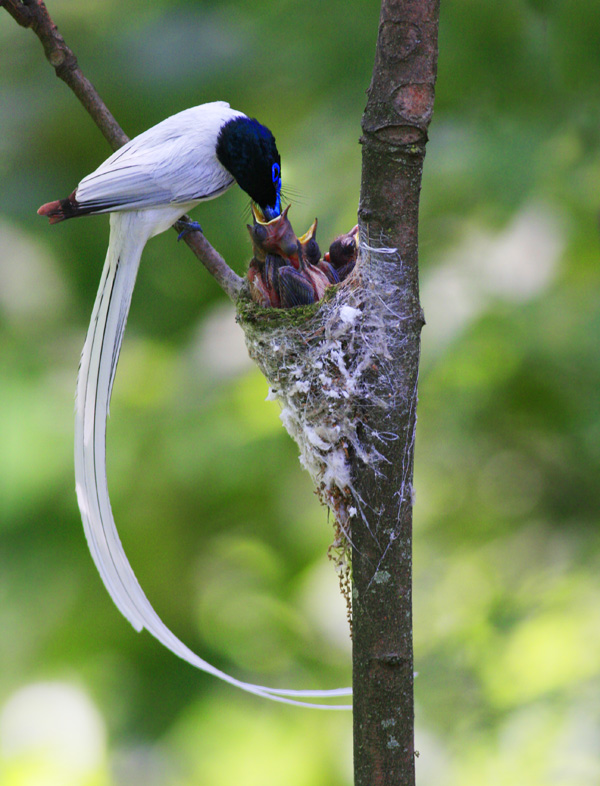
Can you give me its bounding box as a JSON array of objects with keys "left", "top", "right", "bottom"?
[{"left": 352, "top": 2, "right": 439, "bottom": 784}]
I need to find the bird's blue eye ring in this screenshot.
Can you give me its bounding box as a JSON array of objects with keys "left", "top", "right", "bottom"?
[{"left": 272, "top": 163, "right": 280, "bottom": 184}]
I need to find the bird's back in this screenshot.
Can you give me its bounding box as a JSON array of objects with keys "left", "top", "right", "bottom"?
[{"left": 75, "top": 102, "right": 245, "bottom": 213}]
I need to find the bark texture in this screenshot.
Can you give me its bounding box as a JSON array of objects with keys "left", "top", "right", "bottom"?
[{"left": 353, "top": 2, "right": 440, "bottom": 784}]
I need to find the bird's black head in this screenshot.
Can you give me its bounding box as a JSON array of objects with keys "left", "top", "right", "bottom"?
[{"left": 216, "top": 116, "right": 281, "bottom": 220}]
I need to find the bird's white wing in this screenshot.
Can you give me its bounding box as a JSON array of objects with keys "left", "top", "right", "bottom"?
[{"left": 75, "top": 102, "right": 241, "bottom": 212}]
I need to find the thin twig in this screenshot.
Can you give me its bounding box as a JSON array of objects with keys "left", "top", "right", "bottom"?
[
  {"left": 175, "top": 220, "right": 244, "bottom": 301},
  {"left": 2, "top": 0, "right": 128, "bottom": 150},
  {"left": 2, "top": 0, "right": 244, "bottom": 301}
]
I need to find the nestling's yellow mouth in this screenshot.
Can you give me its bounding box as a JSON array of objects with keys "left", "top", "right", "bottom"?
[
  {"left": 298, "top": 217, "right": 318, "bottom": 245},
  {"left": 251, "top": 203, "right": 289, "bottom": 226}
]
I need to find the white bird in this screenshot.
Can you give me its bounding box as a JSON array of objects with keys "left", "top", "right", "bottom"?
[{"left": 38, "top": 101, "right": 351, "bottom": 709}]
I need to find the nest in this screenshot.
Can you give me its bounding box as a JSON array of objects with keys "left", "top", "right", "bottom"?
[{"left": 237, "top": 210, "right": 407, "bottom": 620}]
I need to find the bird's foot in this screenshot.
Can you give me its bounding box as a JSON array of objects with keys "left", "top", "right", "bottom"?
[{"left": 176, "top": 219, "right": 203, "bottom": 241}]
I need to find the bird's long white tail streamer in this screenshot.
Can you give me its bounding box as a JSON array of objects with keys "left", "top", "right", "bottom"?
[{"left": 74, "top": 211, "right": 352, "bottom": 709}]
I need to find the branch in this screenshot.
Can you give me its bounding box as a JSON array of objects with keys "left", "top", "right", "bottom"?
[
  {"left": 2, "top": 0, "right": 128, "bottom": 150},
  {"left": 174, "top": 220, "right": 244, "bottom": 301},
  {"left": 2, "top": 0, "right": 243, "bottom": 300}
]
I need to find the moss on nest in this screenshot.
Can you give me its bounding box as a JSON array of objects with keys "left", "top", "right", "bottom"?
[{"left": 236, "top": 293, "right": 323, "bottom": 330}]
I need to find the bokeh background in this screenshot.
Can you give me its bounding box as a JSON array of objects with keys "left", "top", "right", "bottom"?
[{"left": 1, "top": 0, "right": 599, "bottom": 784}]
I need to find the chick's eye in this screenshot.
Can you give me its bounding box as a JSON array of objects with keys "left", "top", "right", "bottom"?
[
  {"left": 253, "top": 224, "right": 268, "bottom": 243},
  {"left": 271, "top": 163, "right": 280, "bottom": 183}
]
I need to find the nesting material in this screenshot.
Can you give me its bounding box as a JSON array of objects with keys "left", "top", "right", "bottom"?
[{"left": 238, "top": 221, "right": 406, "bottom": 616}]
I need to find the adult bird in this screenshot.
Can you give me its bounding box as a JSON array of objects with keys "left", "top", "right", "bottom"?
[{"left": 38, "top": 101, "right": 351, "bottom": 709}]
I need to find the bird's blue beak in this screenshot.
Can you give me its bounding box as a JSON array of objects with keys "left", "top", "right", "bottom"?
[
  {"left": 261, "top": 166, "right": 282, "bottom": 220},
  {"left": 262, "top": 203, "right": 280, "bottom": 221}
]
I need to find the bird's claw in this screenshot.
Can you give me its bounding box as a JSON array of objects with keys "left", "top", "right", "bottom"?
[{"left": 177, "top": 220, "right": 203, "bottom": 241}]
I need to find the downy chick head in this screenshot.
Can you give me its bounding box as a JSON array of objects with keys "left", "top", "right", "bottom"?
[
  {"left": 298, "top": 218, "right": 321, "bottom": 267},
  {"left": 326, "top": 225, "right": 359, "bottom": 270},
  {"left": 247, "top": 204, "right": 299, "bottom": 263},
  {"left": 216, "top": 116, "right": 281, "bottom": 219}
]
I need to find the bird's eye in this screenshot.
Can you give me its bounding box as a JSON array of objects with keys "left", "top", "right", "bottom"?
[
  {"left": 271, "top": 163, "right": 280, "bottom": 183},
  {"left": 252, "top": 224, "right": 268, "bottom": 243}
]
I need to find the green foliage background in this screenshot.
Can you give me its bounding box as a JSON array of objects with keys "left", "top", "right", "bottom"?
[{"left": 1, "top": 1, "right": 599, "bottom": 784}]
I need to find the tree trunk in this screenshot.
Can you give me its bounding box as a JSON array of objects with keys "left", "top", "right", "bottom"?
[{"left": 352, "top": 2, "right": 440, "bottom": 784}]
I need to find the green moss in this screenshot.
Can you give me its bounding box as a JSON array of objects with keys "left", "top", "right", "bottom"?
[{"left": 235, "top": 291, "right": 331, "bottom": 332}]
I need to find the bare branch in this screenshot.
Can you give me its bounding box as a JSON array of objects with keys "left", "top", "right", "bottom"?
[
  {"left": 175, "top": 220, "right": 244, "bottom": 301},
  {"left": 2, "top": 0, "right": 128, "bottom": 149},
  {"left": 2, "top": 0, "right": 243, "bottom": 301}
]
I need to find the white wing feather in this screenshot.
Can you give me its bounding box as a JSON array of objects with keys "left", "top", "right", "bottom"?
[
  {"left": 75, "top": 209, "right": 352, "bottom": 708},
  {"left": 75, "top": 103, "right": 241, "bottom": 212}
]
